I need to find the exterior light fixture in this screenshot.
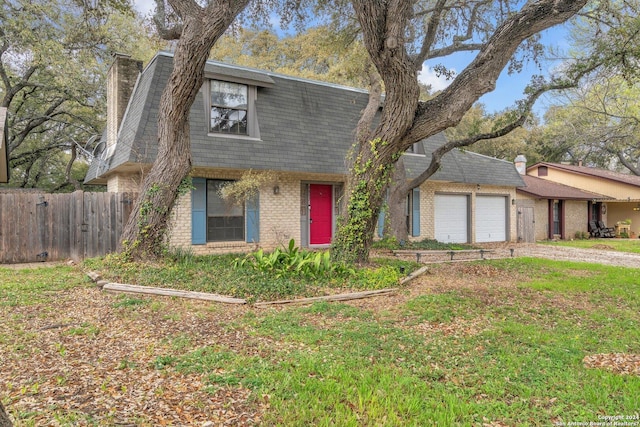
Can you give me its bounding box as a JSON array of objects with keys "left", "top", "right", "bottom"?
[{"left": 273, "top": 185, "right": 280, "bottom": 195}]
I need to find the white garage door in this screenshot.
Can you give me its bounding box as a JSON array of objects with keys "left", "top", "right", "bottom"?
[
  {"left": 434, "top": 194, "right": 468, "bottom": 243},
  {"left": 475, "top": 195, "right": 507, "bottom": 242}
]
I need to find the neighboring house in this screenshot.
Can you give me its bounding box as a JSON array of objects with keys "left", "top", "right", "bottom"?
[
  {"left": 85, "top": 52, "right": 524, "bottom": 254},
  {"left": 514, "top": 156, "right": 640, "bottom": 240}
]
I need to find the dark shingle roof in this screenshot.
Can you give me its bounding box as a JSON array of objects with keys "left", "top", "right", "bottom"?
[
  {"left": 403, "top": 134, "right": 525, "bottom": 187},
  {"left": 87, "top": 51, "right": 523, "bottom": 188},
  {"left": 517, "top": 175, "right": 609, "bottom": 200}
]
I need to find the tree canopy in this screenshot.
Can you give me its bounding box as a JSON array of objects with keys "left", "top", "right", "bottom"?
[{"left": 0, "top": 0, "right": 160, "bottom": 191}]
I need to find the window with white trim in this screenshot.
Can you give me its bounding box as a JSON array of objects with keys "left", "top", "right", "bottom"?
[{"left": 210, "top": 80, "right": 248, "bottom": 135}]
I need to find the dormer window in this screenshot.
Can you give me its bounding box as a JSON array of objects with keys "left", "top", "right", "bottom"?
[
  {"left": 210, "top": 80, "right": 248, "bottom": 135},
  {"left": 406, "top": 142, "right": 425, "bottom": 155}
]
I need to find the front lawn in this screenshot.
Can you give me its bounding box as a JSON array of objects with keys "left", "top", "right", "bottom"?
[
  {"left": 1, "top": 256, "right": 639, "bottom": 425},
  {"left": 542, "top": 238, "right": 640, "bottom": 253}
]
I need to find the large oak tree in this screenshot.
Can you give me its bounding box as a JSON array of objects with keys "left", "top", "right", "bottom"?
[
  {"left": 0, "top": 0, "right": 156, "bottom": 191},
  {"left": 120, "top": 0, "right": 253, "bottom": 257},
  {"left": 330, "top": 0, "right": 590, "bottom": 263}
]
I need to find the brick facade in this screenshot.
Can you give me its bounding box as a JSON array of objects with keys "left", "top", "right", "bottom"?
[
  {"left": 107, "top": 169, "right": 518, "bottom": 254},
  {"left": 166, "top": 170, "right": 345, "bottom": 254},
  {"left": 517, "top": 194, "right": 589, "bottom": 240},
  {"left": 106, "top": 173, "right": 141, "bottom": 193}
]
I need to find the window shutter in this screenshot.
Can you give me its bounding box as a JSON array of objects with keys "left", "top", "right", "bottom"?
[
  {"left": 246, "top": 193, "right": 260, "bottom": 243},
  {"left": 191, "top": 178, "right": 206, "bottom": 244},
  {"left": 377, "top": 208, "right": 385, "bottom": 238},
  {"left": 412, "top": 187, "right": 421, "bottom": 237},
  {"left": 377, "top": 189, "right": 390, "bottom": 238}
]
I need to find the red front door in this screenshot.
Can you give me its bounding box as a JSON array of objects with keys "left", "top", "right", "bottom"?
[{"left": 309, "top": 184, "right": 333, "bottom": 244}]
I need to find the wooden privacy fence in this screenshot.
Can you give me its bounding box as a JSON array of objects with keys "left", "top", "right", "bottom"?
[{"left": 0, "top": 191, "right": 137, "bottom": 264}]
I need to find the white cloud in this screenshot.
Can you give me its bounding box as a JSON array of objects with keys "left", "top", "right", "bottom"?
[{"left": 418, "top": 66, "right": 456, "bottom": 92}]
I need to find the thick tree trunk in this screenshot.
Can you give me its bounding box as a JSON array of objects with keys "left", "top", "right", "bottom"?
[
  {"left": 0, "top": 401, "right": 12, "bottom": 427},
  {"left": 332, "top": 139, "right": 400, "bottom": 263},
  {"left": 333, "top": 0, "right": 587, "bottom": 264},
  {"left": 387, "top": 158, "right": 411, "bottom": 243},
  {"left": 332, "top": 0, "right": 420, "bottom": 264},
  {"left": 120, "top": 0, "right": 250, "bottom": 259}
]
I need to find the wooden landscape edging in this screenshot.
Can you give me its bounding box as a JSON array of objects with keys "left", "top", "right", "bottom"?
[
  {"left": 88, "top": 263, "right": 431, "bottom": 307},
  {"left": 101, "top": 282, "right": 248, "bottom": 304},
  {"left": 252, "top": 288, "right": 399, "bottom": 308}
]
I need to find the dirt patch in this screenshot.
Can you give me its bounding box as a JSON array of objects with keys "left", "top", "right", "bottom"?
[
  {"left": 413, "top": 317, "right": 485, "bottom": 337},
  {"left": 590, "top": 244, "right": 616, "bottom": 250},
  {"left": 583, "top": 353, "right": 640, "bottom": 376}
]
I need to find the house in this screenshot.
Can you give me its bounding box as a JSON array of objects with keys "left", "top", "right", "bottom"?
[
  {"left": 85, "top": 52, "right": 525, "bottom": 253},
  {"left": 515, "top": 156, "right": 640, "bottom": 240}
]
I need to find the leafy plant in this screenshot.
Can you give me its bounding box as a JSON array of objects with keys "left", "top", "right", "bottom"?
[
  {"left": 574, "top": 230, "right": 589, "bottom": 240},
  {"left": 372, "top": 237, "right": 474, "bottom": 251},
  {"left": 234, "top": 239, "right": 355, "bottom": 279}
]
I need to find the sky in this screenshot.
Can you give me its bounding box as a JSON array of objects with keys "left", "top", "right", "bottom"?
[
  {"left": 419, "top": 26, "right": 571, "bottom": 116},
  {"left": 134, "top": 0, "right": 571, "bottom": 116}
]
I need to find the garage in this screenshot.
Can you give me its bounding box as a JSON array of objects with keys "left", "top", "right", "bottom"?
[
  {"left": 434, "top": 194, "right": 469, "bottom": 243},
  {"left": 475, "top": 195, "right": 507, "bottom": 242}
]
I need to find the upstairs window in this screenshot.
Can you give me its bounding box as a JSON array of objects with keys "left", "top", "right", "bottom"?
[{"left": 210, "top": 80, "right": 248, "bottom": 135}]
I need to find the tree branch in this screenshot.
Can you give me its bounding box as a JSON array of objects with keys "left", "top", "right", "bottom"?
[
  {"left": 154, "top": 0, "right": 185, "bottom": 40},
  {"left": 405, "top": 0, "right": 589, "bottom": 145},
  {"left": 406, "top": 77, "right": 581, "bottom": 191},
  {"left": 414, "top": 0, "right": 448, "bottom": 66}
]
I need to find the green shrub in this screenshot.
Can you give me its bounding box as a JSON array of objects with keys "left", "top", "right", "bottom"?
[
  {"left": 373, "top": 238, "right": 474, "bottom": 251},
  {"left": 574, "top": 231, "right": 589, "bottom": 240},
  {"left": 234, "top": 239, "right": 355, "bottom": 279},
  {"left": 163, "top": 246, "right": 196, "bottom": 266},
  {"left": 350, "top": 265, "right": 400, "bottom": 290}
]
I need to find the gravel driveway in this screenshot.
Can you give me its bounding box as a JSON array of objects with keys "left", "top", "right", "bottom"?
[
  {"left": 392, "top": 241, "right": 640, "bottom": 268},
  {"left": 483, "top": 242, "right": 640, "bottom": 269}
]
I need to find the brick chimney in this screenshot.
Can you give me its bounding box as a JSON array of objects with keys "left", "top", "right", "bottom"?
[
  {"left": 106, "top": 54, "right": 142, "bottom": 149},
  {"left": 514, "top": 154, "right": 527, "bottom": 175}
]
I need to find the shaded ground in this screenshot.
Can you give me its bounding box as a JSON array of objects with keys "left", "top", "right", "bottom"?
[{"left": 1, "top": 286, "right": 260, "bottom": 425}]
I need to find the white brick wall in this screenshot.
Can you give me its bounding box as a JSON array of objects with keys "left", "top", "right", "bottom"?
[
  {"left": 110, "top": 169, "right": 519, "bottom": 254},
  {"left": 106, "top": 173, "right": 141, "bottom": 193}
]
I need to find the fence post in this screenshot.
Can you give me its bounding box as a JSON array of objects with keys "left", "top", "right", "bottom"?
[{"left": 36, "top": 195, "right": 49, "bottom": 262}]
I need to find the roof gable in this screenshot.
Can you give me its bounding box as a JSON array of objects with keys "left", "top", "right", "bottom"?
[
  {"left": 517, "top": 175, "right": 608, "bottom": 200},
  {"left": 529, "top": 162, "right": 640, "bottom": 187}
]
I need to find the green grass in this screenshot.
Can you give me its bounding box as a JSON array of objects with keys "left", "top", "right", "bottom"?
[
  {"left": 4, "top": 255, "right": 640, "bottom": 425},
  {"left": 541, "top": 238, "right": 640, "bottom": 253},
  {"left": 147, "top": 258, "right": 640, "bottom": 426},
  {"left": 0, "top": 266, "right": 89, "bottom": 307},
  {"left": 373, "top": 237, "right": 476, "bottom": 251}
]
